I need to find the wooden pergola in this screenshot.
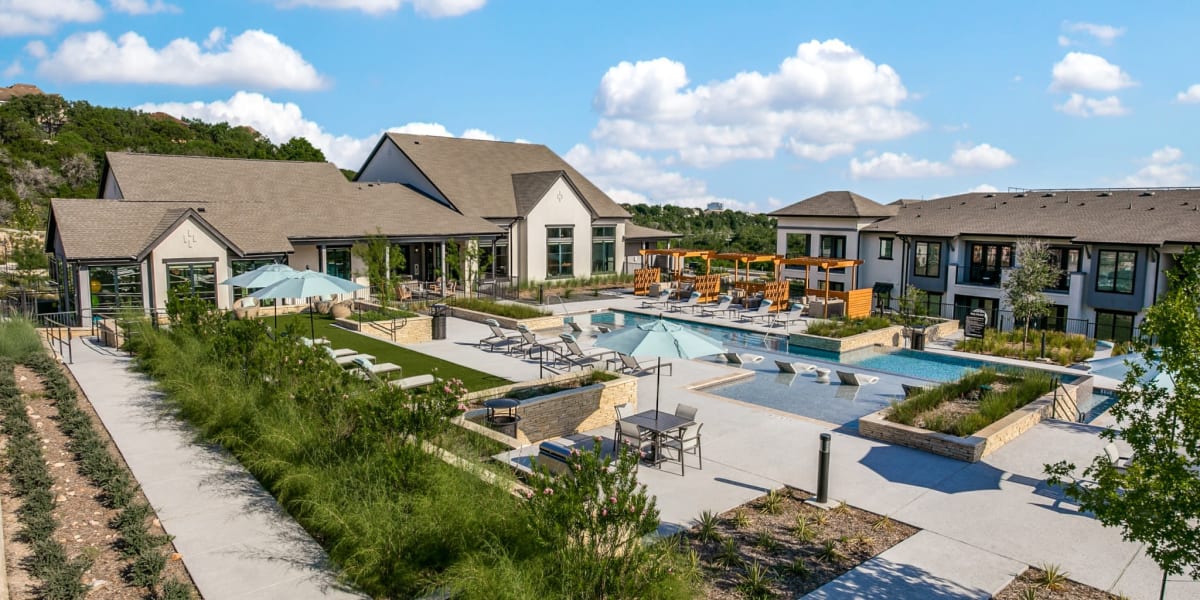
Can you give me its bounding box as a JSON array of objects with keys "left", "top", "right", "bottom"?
[
  {"left": 638, "top": 248, "right": 715, "bottom": 281},
  {"left": 709, "top": 252, "right": 781, "bottom": 283},
  {"left": 777, "top": 256, "right": 870, "bottom": 318}
]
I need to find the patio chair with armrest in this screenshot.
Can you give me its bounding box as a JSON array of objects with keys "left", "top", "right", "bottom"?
[
  {"left": 723, "top": 352, "right": 764, "bottom": 365},
  {"left": 640, "top": 288, "right": 671, "bottom": 309},
  {"left": 513, "top": 324, "right": 565, "bottom": 357},
  {"left": 668, "top": 291, "right": 702, "bottom": 313},
  {"left": 617, "top": 420, "right": 651, "bottom": 455},
  {"left": 771, "top": 303, "right": 807, "bottom": 327},
  {"left": 775, "top": 360, "right": 816, "bottom": 374},
  {"left": 737, "top": 298, "right": 775, "bottom": 323},
  {"left": 479, "top": 318, "right": 521, "bottom": 351},
  {"left": 662, "top": 423, "right": 703, "bottom": 476},
  {"left": 611, "top": 353, "right": 673, "bottom": 376},
  {"left": 837, "top": 370, "right": 880, "bottom": 386},
  {"left": 674, "top": 403, "right": 698, "bottom": 422},
  {"left": 698, "top": 294, "right": 734, "bottom": 318},
  {"left": 558, "top": 334, "right": 617, "bottom": 369},
  {"left": 614, "top": 403, "right": 653, "bottom": 443}
]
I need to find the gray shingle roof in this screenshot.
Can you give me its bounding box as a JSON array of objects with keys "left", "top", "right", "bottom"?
[
  {"left": 511, "top": 171, "right": 568, "bottom": 217},
  {"left": 380, "top": 133, "right": 630, "bottom": 219},
  {"left": 624, "top": 223, "right": 682, "bottom": 240},
  {"left": 862, "top": 190, "right": 1200, "bottom": 245},
  {"left": 769, "top": 190, "right": 897, "bottom": 218}
]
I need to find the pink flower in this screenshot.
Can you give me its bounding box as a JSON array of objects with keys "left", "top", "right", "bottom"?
[
  {"left": 443, "top": 386, "right": 451, "bottom": 393},
  {"left": 543, "top": 487, "right": 554, "bottom": 496},
  {"left": 609, "top": 496, "right": 617, "bottom": 504},
  {"left": 593, "top": 435, "right": 603, "bottom": 443},
  {"left": 456, "top": 403, "right": 468, "bottom": 412},
  {"left": 602, "top": 508, "right": 608, "bottom": 516},
  {"left": 524, "top": 490, "right": 534, "bottom": 499}
]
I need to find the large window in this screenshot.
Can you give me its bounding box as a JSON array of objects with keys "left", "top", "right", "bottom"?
[
  {"left": 231, "top": 259, "right": 277, "bottom": 299},
  {"left": 480, "top": 240, "right": 508, "bottom": 278},
  {"left": 89, "top": 264, "right": 143, "bottom": 310},
  {"left": 785, "top": 233, "right": 810, "bottom": 258},
  {"left": 167, "top": 262, "right": 216, "bottom": 304},
  {"left": 591, "top": 226, "right": 616, "bottom": 274},
  {"left": 814, "top": 280, "right": 845, "bottom": 292},
  {"left": 1095, "top": 310, "right": 1136, "bottom": 342},
  {"left": 325, "top": 247, "right": 352, "bottom": 280},
  {"left": 914, "top": 241, "right": 941, "bottom": 278},
  {"left": 879, "top": 238, "right": 894, "bottom": 260},
  {"left": 967, "top": 242, "right": 1012, "bottom": 285},
  {"left": 546, "top": 226, "right": 574, "bottom": 278},
  {"left": 1096, "top": 250, "right": 1136, "bottom": 294},
  {"left": 820, "top": 235, "right": 846, "bottom": 259},
  {"left": 1046, "top": 246, "right": 1081, "bottom": 291}
]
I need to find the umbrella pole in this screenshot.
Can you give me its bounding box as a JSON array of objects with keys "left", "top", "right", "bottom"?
[
  {"left": 274, "top": 302, "right": 278, "bottom": 330},
  {"left": 309, "top": 298, "right": 316, "bottom": 339},
  {"left": 655, "top": 356, "right": 663, "bottom": 418}
]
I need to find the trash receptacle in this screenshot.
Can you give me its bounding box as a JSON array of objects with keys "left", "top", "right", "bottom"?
[
  {"left": 910, "top": 329, "right": 925, "bottom": 351},
  {"left": 431, "top": 303, "right": 448, "bottom": 340},
  {"left": 483, "top": 398, "right": 521, "bottom": 438}
]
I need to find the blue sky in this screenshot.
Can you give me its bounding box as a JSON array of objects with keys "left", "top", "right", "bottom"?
[{"left": 4, "top": 1, "right": 1200, "bottom": 212}]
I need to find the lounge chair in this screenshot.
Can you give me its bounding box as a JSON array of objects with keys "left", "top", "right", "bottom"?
[
  {"left": 352, "top": 356, "right": 402, "bottom": 377},
  {"left": 668, "top": 291, "right": 702, "bottom": 313},
  {"left": 723, "top": 352, "right": 764, "bottom": 365},
  {"left": 595, "top": 324, "right": 612, "bottom": 334},
  {"left": 901, "top": 383, "right": 932, "bottom": 397},
  {"left": 1103, "top": 443, "right": 1133, "bottom": 473},
  {"left": 734, "top": 298, "right": 773, "bottom": 322},
  {"left": 322, "top": 345, "right": 359, "bottom": 359},
  {"left": 837, "top": 370, "right": 880, "bottom": 386},
  {"left": 479, "top": 318, "right": 521, "bottom": 351},
  {"left": 612, "top": 353, "right": 673, "bottom": 376},
  {"left": 388, "top": 373, "right": 436, "bottom": 391},
  {"left": 775, "top": 360, "right": 816, "bottom": 374},
  {"left": 771, "top": 304, "right": 807, "bottom": 327},
  {"left": 558, "top": 334, "right": 617, "bottom": 369},
  {"left": 698, "top": 294, "right": 734, "bottom": 318},
  {"left": 300, "top": 336, "right": 330, "bottom": 347},
  {"left": 513, "top": 324, "right": 565, "bottom": 357},
  {"left": 334, "top": 352, "right": 376, "bottom": 366},
  {"left": 640, "top": 288, "right": 671, "bottom": 309}
]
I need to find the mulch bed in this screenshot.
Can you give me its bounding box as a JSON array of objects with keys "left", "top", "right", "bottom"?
[
  {"left": 2, "top": 364, "right": 196, "bottom": 599},
  {"left": 994, "top": 567, "right": 1125, "bottom": 600},
  {"left": 688, "top": 487, "right": 917, "bottom": 598}
]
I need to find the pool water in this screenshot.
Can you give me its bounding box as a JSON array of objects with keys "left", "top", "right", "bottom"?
[{"left": 840, "top": 347, "right": 984, "bottom": 383}]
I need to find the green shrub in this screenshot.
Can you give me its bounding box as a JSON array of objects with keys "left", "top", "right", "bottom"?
[
  {"left": 805, "top": 316, "right": 895, "bottom": 338},
  {"left": 446, "top": 297, "right": 550, "bottom": 319},
  {"left": 887, "top": 368, "right": 1055, "bottom": 436},
  {"left": 351, "top": 307, "right": 419, "bottom": 322},
  {"left": 0, "top": 318, "right": 42, "bottom": 360},
  {"left": 955, "top": 328, "right": 1094, "bottom": 365}
]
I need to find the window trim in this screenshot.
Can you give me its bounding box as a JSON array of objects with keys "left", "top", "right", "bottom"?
[
  {"left": 1095, "top": 249, "right": 1137, "bottom": 295},
  {"left": 819, "top": 235, "right": 847, "bottom": 259},
  {"left": 879, "top": 237, "right": 894, "bottom": 260},
  {"left": 546, "top": 225, "right": 575, "bottom": 279},
  {"left": 591, "top": 226, "right": 616, "bottom": 274},
  {"left": 913, "top": 241, "right": 941, "bottom": 278}
]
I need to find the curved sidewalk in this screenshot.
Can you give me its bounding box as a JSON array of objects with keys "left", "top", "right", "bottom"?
[{"left": 64, "top": 338, "right": 362, "bottom": 600}]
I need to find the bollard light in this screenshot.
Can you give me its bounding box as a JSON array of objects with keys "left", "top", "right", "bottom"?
[{"left": 817, "top": 433, "right": 831, "bottom": 504}]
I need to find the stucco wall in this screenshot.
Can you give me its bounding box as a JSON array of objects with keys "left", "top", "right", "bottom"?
[
  {"left": 147, "top": 217, "right": 232, "bottom": 311},
  {"left": 522, "top": 177, "right": 596, "bottom": 282}
]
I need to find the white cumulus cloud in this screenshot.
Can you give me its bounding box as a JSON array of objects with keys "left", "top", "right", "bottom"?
[
  {"left": 136, "top": 92, "right": 499, "bottom": 169},
  {"left": 110, "top": 0, "right": 180, "bottom": 15},
  {"left": 275, "top": 0, "right": 485, "bottom": 17},
  {"left": 565, "top": 144, "right": 754, "bottom": 211},
  {"left": 589, "top": 39, "right": 924, "bottom": 168},
  {"left": 1063, "top": 21, "right": 1126, "bottom": 45},
  {"left": 36, "top": 28, "right": 326, "bottom": 90},
  {"left": 1176, "top": 84, "right": 1200, "bottom": 104},
  {"left": 849, "top": 152, "right": 951, "bottom": 180},
  {"left": 967, "top": 184, "right": 999, "bottom": 193},
  {"left": 3, "top": 60, "right": 22, "bottom": 78},
  {"left": 950, "top": 143, "right": 1015, "bottom": 169},
  {"left": 1055, "top": 93, "right": 1129, "bottom": 117},
  {"left": 1050, "top": 52, "right": 1135, "bottom": 92},
  {"left": 1119, "top": 146, "right": 1193, "bottom": 187},
  {"left": 0, "top": 0, "right": 102, "bottom": 36}
]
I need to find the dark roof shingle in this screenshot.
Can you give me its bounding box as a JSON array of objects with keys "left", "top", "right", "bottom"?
[{"left": 769, "top": 191, "right": 897, "bottom": 218}]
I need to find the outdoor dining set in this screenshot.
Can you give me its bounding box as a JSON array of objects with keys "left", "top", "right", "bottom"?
[{"left": 615, "top": 402, "right": 703, "bottom": 476}]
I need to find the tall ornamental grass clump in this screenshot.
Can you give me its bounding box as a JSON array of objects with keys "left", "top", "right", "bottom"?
[
  {"left": 445, "top": 297, "right": 550, "bottom": 319},
  {"left": 0, "top": 318, "right": 43, "bottom": 360},
  {"left": 955, "top": 328, "right": 1094, "bottom": 365},
  {"left": 805, "top": 316, "right": 894, "bottom": 338},
  {"left": 888, "top": 368, "right": 1055, "bottom": 436},
  {"left": 125, "top": 304, "right": 695, "bottom": 598}
]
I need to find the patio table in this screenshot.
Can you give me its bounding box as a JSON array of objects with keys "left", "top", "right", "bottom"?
[{"left": 621, "top": 410, "right": 694, "bottom": 468}]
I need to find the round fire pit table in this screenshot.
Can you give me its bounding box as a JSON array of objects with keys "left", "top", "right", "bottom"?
[{"left": 483, "top": 398, "right": 521, "bottom": 438}]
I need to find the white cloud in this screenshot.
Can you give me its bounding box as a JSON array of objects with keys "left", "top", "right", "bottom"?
[
  {"left": 565, "top": 144, "right": 755, "bottom": 211},
  {"left": 967, "top": 184, "right": 999, "bottom": 193},
  {"left": 136, "top": 92, "right": 499, "bottom": 169},
  {"left": 203, "top": 27, "right": 225, "bottom": 50},
  {"left": 3, "top": 60, "right": 22, "bottom": 78},
  {"left": 461, "top": 127, "right": 497, "bottom": 141},
  {"left": 849, "top": 152, "right": 951, "bottom": 179},
  {"left": 950, "top": 143, "right": 1015, "bottom": 169},
  {"left": 589, "top": 39, "right": 924, "bottom": 168},
  {"left": 1055, "top": 93, "right": 1129, "bottom": 117},
  {"left": 1176, "top": 84, "right": 1200, "bottom": 104},
  {"left": 24, "top": 39, "right": 47, "bottom": 58},
  {"left": 275, "top": 0, "right": 485, "bottom": 17},
  {"left": 1050, "top": 52, "right": 1134, "bottom": 92},
  {"left": 1057, "top": 35, "right": 1072, "bottom": 47},
  {"left": 1064, "top": 21, "right": 1126, "bottom": 45},
  {"left": 37, "top": 29, "right": 326, "bottom": 90},
  {"left": 1119, "top": 146, "right": 1193, "bottom": 187},
  {"left": 110, "top": 0, "right": 180, "bottom": 15},
  {"left": 0, "top": 0, "right": 102, "bottom": 36}
]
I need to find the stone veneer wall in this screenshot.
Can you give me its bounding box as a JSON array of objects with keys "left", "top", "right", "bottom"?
[
  {"left": 923, "top": 318, "right": 961, "bottom": 340},
  {"left": 790, "top": 325, "right": 904, "bottom": 353},
  {"left": 335, "top": 315, "right": 432, "bottom": 344},
  {"left": 858, "top": 377, "right": 1092, "bottom": 462},
  {"left": 461, "top": 372, "right": 637, "bottom": 445},
  {"left": 449, "top": 306, "right": 564, "bottom": 331}
]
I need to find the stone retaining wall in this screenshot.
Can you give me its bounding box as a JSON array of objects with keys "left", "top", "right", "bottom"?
[
  {"left": 449, "top": 306, "right": 563, "bottom": 331},
  {"left": 335, "top": 314, "right": 432, "bottom": 344},
  {"left": 858, "top": 377, "right": 1092, "bottom": 462},
  {"left": 461, "top": 372, "right": 636, "bottom": 445},
  {"left": 790, "top": 325, "right": 904, "bottom": 353}
]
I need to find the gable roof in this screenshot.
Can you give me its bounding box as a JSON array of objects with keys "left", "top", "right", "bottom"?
[
  {"left": 768, "top": 190, "right": 897, "bottom": 218},
  {"left": 862, "top": 190, "right": 1200, "bottom": 245},
  {"left": 511, "top": 171, "right": 570, "bottom": 217},
  {"left": 377, "top": 133, "right": 630, "bottom": 220},
  {"left": 49, "top": 200, "right": 267, "bottom": 260},
  {"left": 624, "top": 223, "right": 682, "bottom": 240},
  {"left": 104, "top": 152, "right": 349, "bottom": 204}
]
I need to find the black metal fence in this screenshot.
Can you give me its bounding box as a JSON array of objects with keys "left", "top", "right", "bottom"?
[{"left": 877, "top": 297, "right": 1139, "bottom": 342}]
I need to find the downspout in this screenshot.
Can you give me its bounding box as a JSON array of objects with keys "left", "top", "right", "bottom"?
[
  {"left": 508, "top": 217, "right": 521, "bottom": 283},
  {"left": 1151, "top": 247, "right": 1162, "bottom": 305}
]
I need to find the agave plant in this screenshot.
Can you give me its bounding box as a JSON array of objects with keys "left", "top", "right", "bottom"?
[
  {"left": 694, "top": 509, "right": 722, "bottom": 543},
  {"left": 736, "top": 560, "right": 776, "bottom": 599}
]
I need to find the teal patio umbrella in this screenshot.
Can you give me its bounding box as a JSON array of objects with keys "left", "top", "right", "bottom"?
[
  {"left": 594, "top": 318, "right": 726, "bottom": 416},
  {"left": 250, "top": 270, "right": 366, "bottom": 339},
  {"left": 1088, "top": 352, "right": 1175, "bottom": 394},
  {"left": 219, "top": 263, "right": 297, "bottom": 328}
]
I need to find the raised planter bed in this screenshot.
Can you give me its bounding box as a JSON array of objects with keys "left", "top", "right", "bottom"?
[
  {"left": 448, "top": 305, "right": 564, "bottom": 331},
  {"left": 790, "top": 317, "right": 958, "bottom": 354},
  {"left": 333, "top": 300, "right": 432, "bottom": 343},
  {"left": 859, "top": 376, "right": 1093, "bottom": 462},
  {"left": 461, "top": 371, "right": 636, "bottom": 445}
]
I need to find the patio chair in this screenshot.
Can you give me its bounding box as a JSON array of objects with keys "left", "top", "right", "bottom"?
[
  {"left": 662, "top": 423, "right": 703, "bottom": 476},
  {"left": 617, "top": 420, "right": 651, "bottom": 454},
  {"left": 334, "top": 352, "right": 376, "bottom": 366},
  {"left": 674, "top": 403, "right": 698, "bottom": 422},
  {"left": 1103, "top": 443, "right": 1133, "bottom": 473},
  {"left": 698, "top": 294, "right": 734, "bottom": 318},
  {"left": 612, "top": 353, "right": 673, "bottom": 376},
  {"left": 614, "top": 403, "right": 652, "bottom": 442},
  {"left": 723, "top": 352, "right": 764, "bottom": 365},
  {"left": 513, "top": 324, "right": 565, "bottom": 357},
  {"left": 668, "top": 291, "right": 702, "bottom": 313},
  {"left": 836, "top": 370, "right": 880, "bottom": 386},
  {"left": 479, "top": 318, "right": 521, "bottom": 351},
  {"left": 388, "top": 373, "right": 436, "bottom": 391},
  {"left": 394, "top": 284, "right": 413, "bottom": 302},
  {"left": 735, "top": 298, "right": 774, "bottom": 322},
  {"left": 775, "top": 360, "right": 816, "bottom": 374},
  {"left": 558, "top": 334, "right": 616, "bottom": 369},
  {"left": 352, "top": 356, "right": 402, "bottom": 378},
  {"left": 640, "top": 288, "right": 671, "bottom": 309}
]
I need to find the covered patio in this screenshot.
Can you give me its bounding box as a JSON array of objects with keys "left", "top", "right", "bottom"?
[{"left": 777, "top": 256, "right": 871, "bottom": 318}]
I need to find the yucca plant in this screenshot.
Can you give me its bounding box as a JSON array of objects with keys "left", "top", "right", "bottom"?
[
  {"left": 736, "top": 560, "right": 776, "bottom": 599},
  {"left": 782, "top": 557, "right": 811, "bottom": 580},
  {"left": 791, "top": 516, "right": 817, "bottom": 542},
  {"left": 759, "top": 489, "right": 785, "bottom": 515},
  {"left": 695, "top": 509, "right": 722, "bottom": 543},
  {"left": 715, "top": 537, "right": 743, "bottom": 569},
  {"left": 1037, "top": 563, "right": 1069, "bottom": 591},
  {"left": 731, "top": 508, "right": 752, "bottom": 529},
  {"left": 816, "top": 540, "right": 847, "bottom": 564}
]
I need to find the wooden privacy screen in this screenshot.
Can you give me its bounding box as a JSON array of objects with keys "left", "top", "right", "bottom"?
[
  {"left": 844, "top": 288, "right": 872, "bottom": 318},
  {"left": 735, "top": 280, "right": 790, "bottom": 311},
  {"left": 692, "top": 274, "right": 722, "bottom": 302},
  {"left": 633, "top": 268, "right": 661, "bottom": 295}
]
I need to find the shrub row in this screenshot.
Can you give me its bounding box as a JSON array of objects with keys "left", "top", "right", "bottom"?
[
  {"left": 0, "top": 358, "right": 92, "bottom": 599},
  {"left": 954, "top": 328, "right": 1094, "bottom": 365},
  {"left": 888, "top": 368, "right": 1055, "bottom": 436},
  {"left": 445, "top": 297, "right": 551, "bottom": 319},
  {"left": 25, "top": 353, "right": 192, "bottom": 600},
  {"left": 806, "top": 316, "right": 896, "bottom": 338}
]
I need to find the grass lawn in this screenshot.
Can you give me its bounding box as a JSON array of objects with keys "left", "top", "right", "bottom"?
[{"left": 271, "top": 313, "right": 509, "bottom": 391}]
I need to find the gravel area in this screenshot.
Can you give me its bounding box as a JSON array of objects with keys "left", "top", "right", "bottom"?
[{"left": 995, "top": 566, "right": 1125, "bottom": 600}]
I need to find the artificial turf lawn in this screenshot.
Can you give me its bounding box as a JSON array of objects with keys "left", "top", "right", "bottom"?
[{"left": 272, "top": 313, "right": 509, "bottom": 391}]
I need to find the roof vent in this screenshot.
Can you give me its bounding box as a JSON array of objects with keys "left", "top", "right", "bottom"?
[
  {"left": 1098, "top": 191, "right": 1112, "bottom": 197},
  {"left": 984, "top": 193, "right": 995, "bottom": 198},
  {"left": 413, "top": 140, "right": 420, "bottom": 144},
  {"left": 960, "top": 201, "right": 967, "bottom": 205},
  {"left": 1040, "top": 204, "right": 1047, "bottom": 208},
  {"left": 1182, "top": 201, "right": 1190, "bottom": 206},
  {"left": 1042, "top": 192, "right": 1056, "bottom": 197},
  {"left": 1079, "top": 202, "right": 1086, "bottom": 206},
  {"left": 196, "top": 207, "right": 205, "bottom": 213},
  {"left": 1140, "top": 191, "right": 1155, "bottom": 196},
  {"left": 1014, "top": 193, "right": 1026, "bottom": 198},
  {"left": 1001, "top": 200, "right": 1008, "bottom": 205}
]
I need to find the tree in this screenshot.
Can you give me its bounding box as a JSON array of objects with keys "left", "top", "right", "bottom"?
[
  {"left": 276, "top": 137, "right": 326, "bottom": 162},
  {"left": 1046, "top": 246, "right": 1200, "bottom": 593},
  {"left": 352, "top": 231, "right": 405, "bottom": 306},
  {"left": 1002, "top": 239, "right": 1061, "bottom": 348}
]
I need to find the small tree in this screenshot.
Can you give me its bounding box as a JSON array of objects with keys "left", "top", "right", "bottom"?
[
  {"left": 352, "top": 231, "right": 405, "bottom": 306},
  {"left": 1002, "top": 239, "right": 1061, "bottom": 348},
  {"left": 897, "top": 284, "right": 929, "bottom": 340},
  {"left": 1046, "top": 247, "right": 1200, "bottom": 594}
]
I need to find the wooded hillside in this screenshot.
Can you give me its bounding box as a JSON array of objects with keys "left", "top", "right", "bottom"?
[{"left": 624, "top": 203, "right": 777, "bottom": 255}]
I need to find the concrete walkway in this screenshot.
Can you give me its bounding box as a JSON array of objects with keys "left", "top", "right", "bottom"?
[{"left": 65, "top": 338, "right": 362, "bottom": 600}]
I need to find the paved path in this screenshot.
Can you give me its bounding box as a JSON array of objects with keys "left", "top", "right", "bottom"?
[{"left": 65, "top": 338, "right": 362, "bottom": 600}]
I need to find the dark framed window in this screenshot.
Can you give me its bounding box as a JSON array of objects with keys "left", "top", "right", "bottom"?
[
  {"left": 914, "top": 241, "right": 941, "bottom": 277},
  {"left": 814, "top": 280, "right": 845, "bottom": 292},
  {"left": 1096, "top": 250, "right": 1136, "bottom": 294},
  {"left": 480, "top": 240, "right": 508, "bottom": 278},
  {"left": 88, "top": 264, "right": 143, "bottom": 310},
  {"left": 923, "top": 292, "right": 945, "bottom": 318},
  {"left": 167, "top": 262, "right": 216, "bottom": 304},
  {"left": 879, "top": 238, "right": 894, "bottom": 260},
  {"left": 820, "top": 235, "right": 846, "bottom": 259},
  {"left": 547, "top": 226, "right": 574, "bottom": 278},
  {"left": 231, "top": 259, "right": 277, "bottom": 299},
  {"left": 591, "top": 226, "right": 616, "bottom": 273},
  {"left": 1046, "top": 246, "right": 1081, "bottom": 291},
  {"left": 967, "top": 242, "right": 1012, "bottom": 285},
  {"left": 1094, "top": 310, "right": 1136, "bottom": 342},
  {"left": 786, "top": 233, "right": 810, "bottom": 258},
  {"left": 325, "top": 248, "right": 352, "bottom": 280}
]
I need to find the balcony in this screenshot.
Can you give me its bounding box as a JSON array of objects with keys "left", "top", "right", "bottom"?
[{"left": 952, "top": 262, "right": 1001, "bottom": 287}]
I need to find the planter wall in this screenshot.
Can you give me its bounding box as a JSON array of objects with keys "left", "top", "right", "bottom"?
[
  {"left": 462, "top": 372, "right": 637, "bottom": 445},
  {"left": 449, "top": 305, "right": 564, "bottom": 332},
  {"left": 790, "top": 325, "right": 905, "bottom": 353},
  {"left": 335, "top": 315, "right": 432, "bottom": 344},
  {"left": 858, "top": 376, "right": 1093, "bottom": 462}
]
